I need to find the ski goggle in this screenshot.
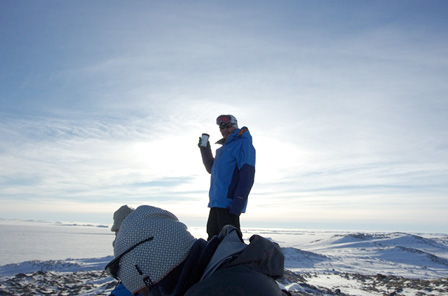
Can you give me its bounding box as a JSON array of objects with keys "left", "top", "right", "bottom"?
[
  {"left": 216, "top": 115, "right": 232, "bottom": 125},
  {"left": 219, "top": 122, "right": 234, "bottom": 129},
  {"left": 105, "top": 236, "right": 154, "bottom": 280}
]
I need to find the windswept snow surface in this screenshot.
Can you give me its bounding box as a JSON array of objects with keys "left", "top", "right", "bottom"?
[
  {"left": 0, "top": 220, "right": 447, "bottom": 295},
  {"left": 273, "top": 230, "right": 448, "bottom": 279}
]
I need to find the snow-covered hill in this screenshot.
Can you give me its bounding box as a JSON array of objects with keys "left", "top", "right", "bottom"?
[{"left": 1, "top": 223, "right": 447, "bottom": 295}]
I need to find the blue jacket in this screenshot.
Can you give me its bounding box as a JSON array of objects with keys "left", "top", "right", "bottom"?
[
  {"left": 200, "top": 127, "right": 256, "bottom": 215},
  {"left": 109, "top": 282, "right": 133, "bottom": 296}
]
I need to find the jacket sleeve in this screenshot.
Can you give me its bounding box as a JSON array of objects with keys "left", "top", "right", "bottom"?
[
  {"left": 109, "top": 282, "right": 133, "bottom": 296},
  {"left": 200, "top": 145, "right": 214, "bottom": 174},
  {"left": 230, "top": 141, "right": 256, "bottom": 215}
]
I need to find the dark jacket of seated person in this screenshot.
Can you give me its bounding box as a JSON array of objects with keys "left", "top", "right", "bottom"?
[{"left": 106, "top": 205, "right": 289, "bottom": 296}]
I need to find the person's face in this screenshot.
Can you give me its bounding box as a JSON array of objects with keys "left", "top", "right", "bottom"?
[{"left": 220, "top": 124, "right": 236, "bottom": 140}]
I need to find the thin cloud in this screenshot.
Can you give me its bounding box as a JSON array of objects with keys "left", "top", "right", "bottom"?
[{"left": 0, "top": 0, "right": 447, "bottom": 232}]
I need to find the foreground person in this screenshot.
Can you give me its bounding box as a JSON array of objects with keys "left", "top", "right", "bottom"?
[{"left": 105, "top": 205, "right": 288, "bottom": 296}]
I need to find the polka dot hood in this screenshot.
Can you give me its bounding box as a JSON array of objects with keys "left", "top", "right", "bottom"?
[{"left": 113, "top": 205, "right": 195, "bottom": 294}]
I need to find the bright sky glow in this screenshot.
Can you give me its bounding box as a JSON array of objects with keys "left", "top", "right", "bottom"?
[{"left": 1, "top": 0, "right": 447, "bottom": 233}]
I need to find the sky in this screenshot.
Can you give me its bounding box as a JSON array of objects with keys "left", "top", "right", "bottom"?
[{"left": 1, "top": 0, "right": 447, "bottom": 233}]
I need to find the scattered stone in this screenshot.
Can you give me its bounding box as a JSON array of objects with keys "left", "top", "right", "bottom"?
[{"left": 1, "top": 268, "right": 447, "bottom": 295}]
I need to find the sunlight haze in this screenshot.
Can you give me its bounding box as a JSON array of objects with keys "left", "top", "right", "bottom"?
[{"left": 1, "top": 0, "right": 447, "bottom": 233}]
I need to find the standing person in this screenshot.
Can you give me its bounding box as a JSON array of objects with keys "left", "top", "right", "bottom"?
[
  {"left": 199, "top": 114, "right": 256, "bottom": 240},
  {"left": 105, "top": 205, "right": 287, "bottom": 296},
  {"left": 108, "top": 205, "right": 135, "bottom": 296}
]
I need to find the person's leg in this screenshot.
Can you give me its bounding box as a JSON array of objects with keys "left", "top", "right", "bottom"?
[
  {"left": 206, "top": 208, "right": 220, "bottom": 240},
  {"left": 215, "top": 208, "right": 240, "bottom": 233}
]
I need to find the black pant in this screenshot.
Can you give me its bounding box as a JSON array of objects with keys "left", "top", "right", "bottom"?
[{"left": 206, "top": 207, "right": 240, "bottom": 240}]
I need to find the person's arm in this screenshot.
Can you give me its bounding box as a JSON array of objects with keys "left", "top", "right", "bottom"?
[
  {"left": 199, "top": 139, "right": 214, "bottom": 174},
  {"left": 229, "top": 163, "right": 255, "bottom": 215},
  {"left": 230, "top": 141, "right": 256, "bottom": 215}
]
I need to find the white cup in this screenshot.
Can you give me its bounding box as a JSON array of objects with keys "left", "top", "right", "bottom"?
[{"left": 200, "top": 133, "right": 209, "bottom": 147}]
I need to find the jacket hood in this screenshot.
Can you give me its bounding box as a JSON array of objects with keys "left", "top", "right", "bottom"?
[
  {"left": 163, "top": 226, "right": 284, "bottom": 295},
  {"left": 216, "top": 126, "right": 252, "bottom": 145},
  {"left": 225, "top": 234, "right": 285, "bottom": 279}
]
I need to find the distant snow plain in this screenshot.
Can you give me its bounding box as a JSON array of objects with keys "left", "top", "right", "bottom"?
[{"left": 1, "top": 220, "right": 447, "bottom": 296}]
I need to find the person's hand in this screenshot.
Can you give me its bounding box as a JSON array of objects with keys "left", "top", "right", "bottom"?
[{"left": 198, "top": 137, "right": 210, "bottom": 149}]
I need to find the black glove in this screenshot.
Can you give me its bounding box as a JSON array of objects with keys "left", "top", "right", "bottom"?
[{"left": 198, "top": 137, "right": 210, "bottom": 149}]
